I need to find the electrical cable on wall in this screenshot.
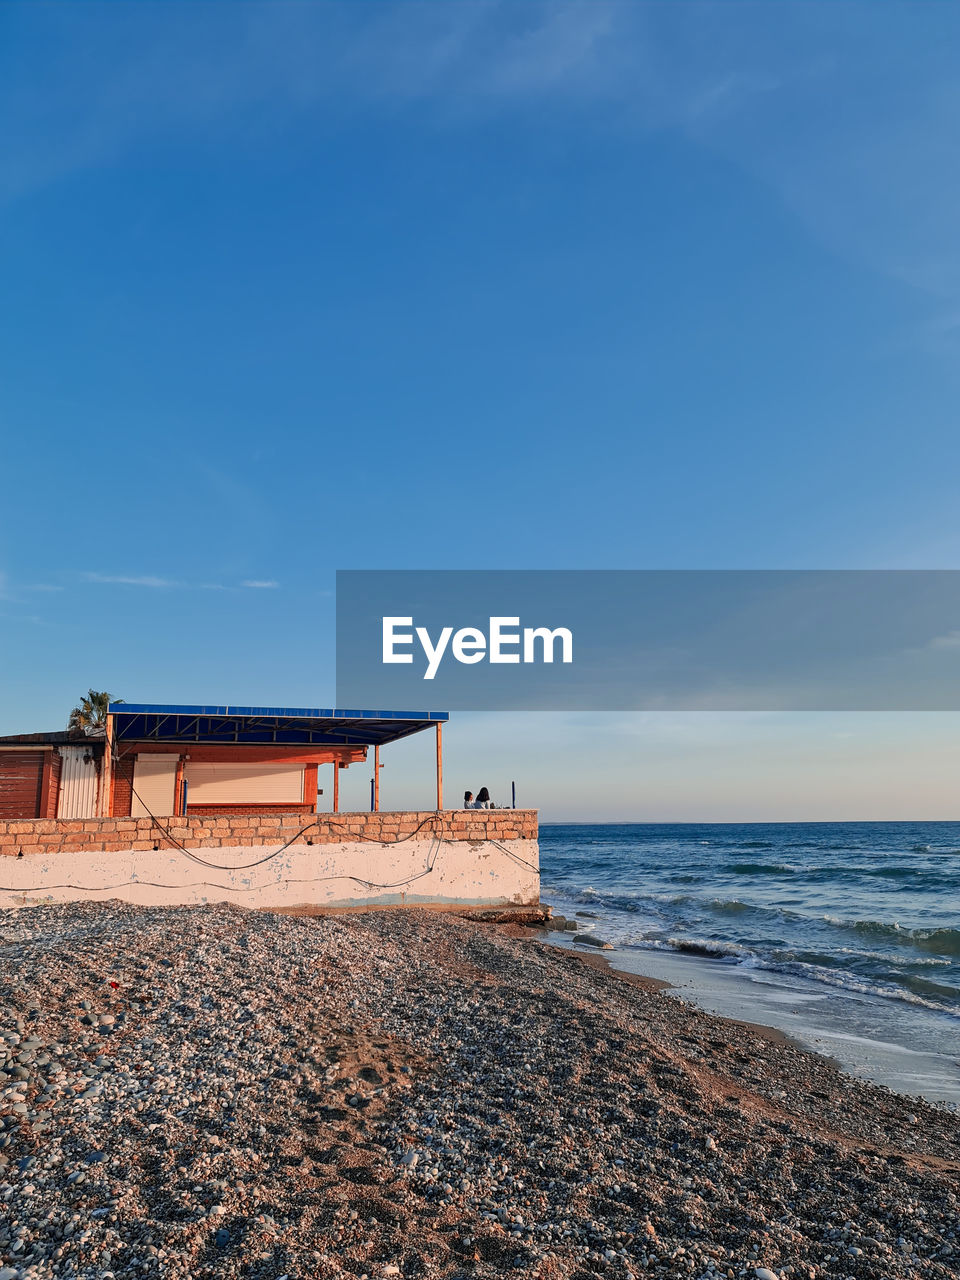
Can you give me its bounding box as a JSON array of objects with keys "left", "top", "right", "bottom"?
[
  {"left": 0, "top": 827, "right": 541, "bottom": 896},
  {"left": 0, "top": 836, "right": 450, "bottom": 896},
  {"left": 0, "top": 830, "right": 544, "bottom": 896},
  {"left": 125, "top": 780, "right": 444, "bottom": 871}
]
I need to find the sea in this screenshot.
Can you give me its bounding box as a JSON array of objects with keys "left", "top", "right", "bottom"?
[{"left": 539, "top": 822, "right": 960, "bottom": 1105}]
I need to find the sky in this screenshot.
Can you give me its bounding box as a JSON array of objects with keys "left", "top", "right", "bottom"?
[{"left": 2, "top": 1, "right": 960, "bottom": 820}]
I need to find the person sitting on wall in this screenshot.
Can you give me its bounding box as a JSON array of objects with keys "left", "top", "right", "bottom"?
[
  {"left": 475, "top": 786, "right": 492, "bottom": 809},
  {"left": 463, "top": 790, "right": 475, "bottom": 808}
]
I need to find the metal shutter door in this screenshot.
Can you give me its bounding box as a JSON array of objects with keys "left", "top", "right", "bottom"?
[
  {"left": 184, "top": 762, "right": 304, "bottom": 805},
  {"left": 131, "top": 754, "right": 178, "bottom": 817}
]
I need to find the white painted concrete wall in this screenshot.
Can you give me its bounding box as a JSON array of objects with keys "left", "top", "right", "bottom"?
[{"left": 0, "top": 836, "right": 539, "bottom": 910}]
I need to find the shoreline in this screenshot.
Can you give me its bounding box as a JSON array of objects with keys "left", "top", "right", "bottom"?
[
  {"left": 537, "top": 937, "right": 815, "bottom": 1056},
  {"left": 2, "top": 900, "right": 959, "bottom": 1279},
  {"left": 538, "top": 919, "right": 960, "bottom": 1108}
]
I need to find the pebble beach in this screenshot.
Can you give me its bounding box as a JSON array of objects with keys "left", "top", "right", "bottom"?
[{"left": 1, "top": 902, "right": 958, "bottom": 1280}]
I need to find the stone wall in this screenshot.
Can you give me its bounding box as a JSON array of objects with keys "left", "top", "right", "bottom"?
[
  {"left": 0, "top": 810, "right": 540, "bottom": 912},
  {"left": 0, "top": 809, "right": 537, "bottom": 855}
]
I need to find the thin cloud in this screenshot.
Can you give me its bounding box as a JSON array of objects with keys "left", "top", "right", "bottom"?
[
  {"left": 0, "top": 611, "right": 47, "bottom": 626},
  {"left": 4, "top": 1, "right": 960, "bottom": 314},
  {"left": 927, "top": 630, "right": 960, "bottom": 650},
  {"left": 83, "top": 572, "right": 179, "bottom": 588},
  {"left": 0, "top": 574, "right": 63, "bottom": 603},
  {"left": 0, "top": 2, "right": 649, "bottom": 201},
  {"left": 83, "top": 571, "right": 279, "bottom": 591}
]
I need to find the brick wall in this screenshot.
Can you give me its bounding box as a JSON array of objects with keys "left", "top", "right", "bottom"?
[
  {"left": 0, "top": 809, "right": 538, "bottom": 856},
  {"left": 111, "top": 757, "right": 135, "bottom": 818}
]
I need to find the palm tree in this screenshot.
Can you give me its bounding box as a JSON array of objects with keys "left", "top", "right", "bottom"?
[{"left": 67, "top": 690, "right": 123, "bottom": 735}]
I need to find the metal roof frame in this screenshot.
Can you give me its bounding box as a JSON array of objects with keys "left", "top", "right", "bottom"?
[{"left": 108, "top": 703, "right": 448, "bottom": 748}]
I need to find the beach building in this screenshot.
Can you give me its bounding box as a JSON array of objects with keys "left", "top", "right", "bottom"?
[
  {"left": 0, "top": 705, "right": 445, "bottom": 821},
  {"left": 0, "top": 730, "right": 102, "bottom": 820},
  {"left": 0, "top": 703, "right": 539, "bottom": 913}
]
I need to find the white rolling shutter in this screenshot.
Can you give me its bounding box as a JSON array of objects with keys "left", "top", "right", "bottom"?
[
  {"left": 184, "top": 762, "right": 304, "bottom": 805},
  {"left": 131, "top": 754, "right": 178, "bottom": 817}
]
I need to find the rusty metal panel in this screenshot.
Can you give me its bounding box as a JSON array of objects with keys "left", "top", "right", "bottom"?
[
  {"left": 0, "top": 751, "right": 44, "bottom": 818},
  {"left": 41, "top": 750, "right": 62, "bottom": 818}
]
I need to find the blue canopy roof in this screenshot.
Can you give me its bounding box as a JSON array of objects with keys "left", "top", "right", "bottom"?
[{"left": 108, "top": 704, "right": 447, "bottom": 748}]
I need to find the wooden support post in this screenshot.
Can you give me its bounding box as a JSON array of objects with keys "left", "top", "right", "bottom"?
[
  {"left": 304, "top": 763, "right": 319, "bottom": 812},
  {"left": 332, "top": 760, "right": 339, "bottom": 813},
  {"left": 174, "top": 757, "right": 185, "bottom": 817},
  {"left": 101, "top": 713, "right": 114, "bottom": 817},
  {"left": 435, "top": 721, "right": 443, "bottom": 811},
  {"left": 373, "top": 745, "right": 380, "bottom": 812}
]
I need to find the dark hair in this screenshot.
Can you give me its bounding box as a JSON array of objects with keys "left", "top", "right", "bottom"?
[
  {"left": 464, "top": 791, "right": 473, "bottom": 804},
  {"left": 476, "top": 787, "right": 490, "bottom": 803}
]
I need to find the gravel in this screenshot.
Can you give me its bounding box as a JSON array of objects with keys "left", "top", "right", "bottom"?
[{"left": 0, "top": 901, "right": 957, "bottom": 1279}]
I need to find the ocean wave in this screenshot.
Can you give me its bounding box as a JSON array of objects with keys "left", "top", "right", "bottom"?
[
  {"left": 724, "top": 861, "right": 796, "bottom": 875},
  {"left": 756, "top": 958, "right": 960, "bottom": 1017},
  {"left": 558, "top": 888, "right": 806, "bottom": 926},
  {"left": 543, "top": 885, "right": 679, "bottom": 919},
  {"left": 622, "top": 934, "right": 746, "bottom": 960},
  {"left": 823, "top": 917, "right": 960, "bottom": 957},
  {"left": 704, "top": 897, "right": 804, "bottom": 922},
  {"left": 895, "top": 927, "right": 960, "bottom": 958},
  {"left": 707, "top": 898, "right": 754, "bottom": 915},
  {"left": 668, "top": 937, "right": 745, "bottom": 959},
  {"left": 897, "top": 973, "right": 960, "bottom": 1002},
  {"left": 619, "top": 936, "right": 960, "bottom": 1015},
  {"left": 786, "top": 864, "right": 952, "bottom": 883},
  {"left": 764, "top": 951, "right": 960, "bottom": 1006},
  {"left": 834, "top": 947, "right": 952, "bottom": 968}
]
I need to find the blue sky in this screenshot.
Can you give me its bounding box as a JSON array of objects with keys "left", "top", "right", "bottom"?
[{"left": 2, "top": 2, "right": 960, "bottom": 819}]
